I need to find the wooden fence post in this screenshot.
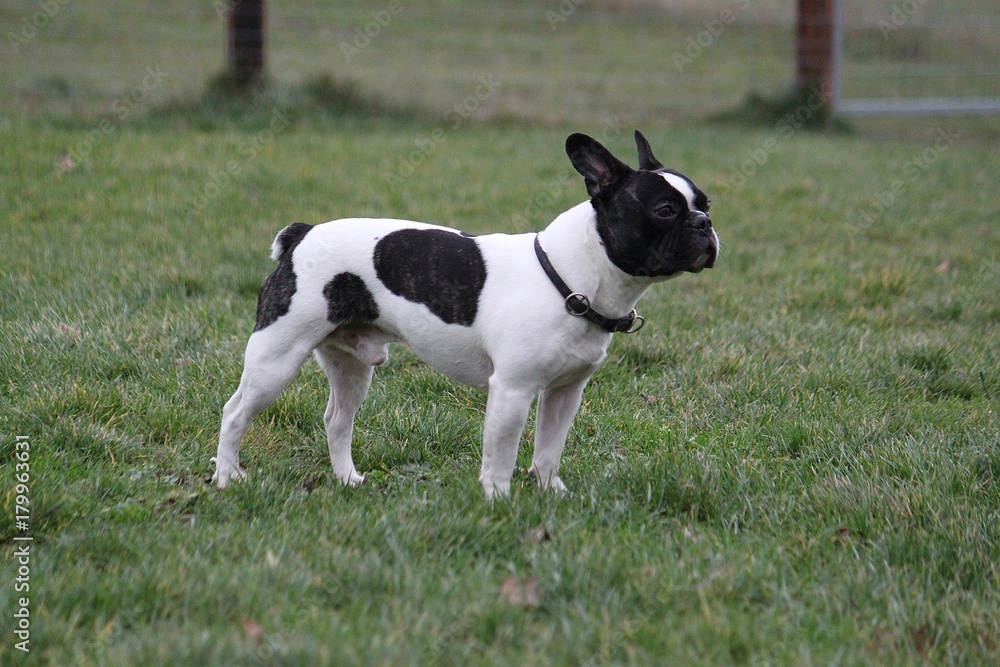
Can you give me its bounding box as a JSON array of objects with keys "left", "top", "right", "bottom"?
[
  {"left": 796, "top": 0, "right": 834, "bottom": 99},
  {"left": 228, "top": 0, "right": 265, "bottom": 86}
]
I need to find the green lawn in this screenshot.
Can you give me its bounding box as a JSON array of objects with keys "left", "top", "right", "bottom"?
[
  {"left": 1, "top": 104, "right": 998, "bottom": 665},
  {"left": 2, "top": 1, "right": 1000, "bottom": 663}
]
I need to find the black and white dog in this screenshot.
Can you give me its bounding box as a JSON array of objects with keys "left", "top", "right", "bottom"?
[{"left": 213, "top": 131, "right": 718, "bottom": 497}]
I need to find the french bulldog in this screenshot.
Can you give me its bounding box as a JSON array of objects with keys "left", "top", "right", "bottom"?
[{"left": 212, "top": 131, "right": 718, "bottom": 498}]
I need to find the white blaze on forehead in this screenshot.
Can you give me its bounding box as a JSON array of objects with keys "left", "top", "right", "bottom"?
[{"left": 660, "top": 172, "right": 696, "bottom": 210}]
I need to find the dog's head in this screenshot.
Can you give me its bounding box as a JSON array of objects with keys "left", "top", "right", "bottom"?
[{"left": 566, "top": 131, "right": 718, "bottom": 279}]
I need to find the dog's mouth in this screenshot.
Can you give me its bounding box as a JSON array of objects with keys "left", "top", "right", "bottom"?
[{"left": 687, "top": 242, "right": 717, "bottom": 273}]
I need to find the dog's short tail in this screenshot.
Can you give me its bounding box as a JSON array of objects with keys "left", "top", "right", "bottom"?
[{"left": 270, "top": 222, "right": 314, "bottom": 262}]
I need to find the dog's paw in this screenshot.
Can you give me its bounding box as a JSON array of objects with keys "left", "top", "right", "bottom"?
[
  {"left": 546, "top": 476, "right": 568, "bottom": 494},
  {"left": 528, "top": 465, "right": 567, "bottom": 494},
  {"left": 336, "top": 469, "right": 366, "bottom": 487},
  {"left": 480, "top": 478, "right": 511, "bottom": 500},
  {"left": 211, "top": 457, "right": 247, "bottom": 489}
]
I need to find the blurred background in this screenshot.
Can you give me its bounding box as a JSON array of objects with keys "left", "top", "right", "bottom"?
[{"left": 4, "top": 0, "right": 999, "bottom": 127}]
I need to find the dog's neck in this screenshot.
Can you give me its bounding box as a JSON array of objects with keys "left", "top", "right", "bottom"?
[{"left": 538, "top": 201, "right": 654, "bottom": 322}]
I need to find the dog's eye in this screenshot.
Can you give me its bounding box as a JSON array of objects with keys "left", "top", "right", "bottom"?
[
  {"left": 654, "top": 205, "right": 675, "bottom": 219},
  {"left": 704, "top": 200, "right": 711, "bottom": 213}
]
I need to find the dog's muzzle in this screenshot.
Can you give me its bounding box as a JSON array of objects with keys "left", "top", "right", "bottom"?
[{"left": 686, "top": 212, "right": 717, "bottom": 273}]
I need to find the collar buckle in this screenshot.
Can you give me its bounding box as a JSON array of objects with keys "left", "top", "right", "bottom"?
[
  {"left": 621, "top": 310, "right": 645, "bottom": 334},
  {"left": 564, "top": 293, "right": 591, "bottom": 317}
]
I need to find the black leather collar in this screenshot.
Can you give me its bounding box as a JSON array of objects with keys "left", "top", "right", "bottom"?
[{"left": 533, "top": 235, "right": 645, "bottom": 334}]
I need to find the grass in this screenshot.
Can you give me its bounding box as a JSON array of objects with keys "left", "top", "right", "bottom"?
[
  {"left": 2, "top": 1, "right": 1000, "bottom": 664},
  {"left": 1, "top": 101, "right": 999, "bottom": 664}
]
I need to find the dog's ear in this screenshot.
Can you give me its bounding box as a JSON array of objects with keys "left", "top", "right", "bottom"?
[
  {"left": 634, "top": 130, "right": 664, "bottom": 171},
  {"left": 566, "top": 133, "right": 633, "bottom": 199}
]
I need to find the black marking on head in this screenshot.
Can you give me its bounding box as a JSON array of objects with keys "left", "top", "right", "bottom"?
[
  {"left": 566, "top": 131, "right": 715, "bottom": 278},
  {"left": 253, "top": 223, "right": 313, "bottom": 331},
  {"left": 596, "top": 171, "right": 715, "bottom": 277},
  {"left": 635, "top": 130, "right": 664, "bottom": 171},
  {"left": 566, "top": 133, "right": 634, "bottom": 199},
  {"left": 373, "top": 228, "right": 487, "bottom": 326},
  {"left": 324, "top": 272, "right": 380, "bottom": 324}
]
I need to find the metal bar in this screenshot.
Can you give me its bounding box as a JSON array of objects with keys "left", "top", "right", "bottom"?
[
  {"left": 836, "top": 97, "right": 1000, "bottom": 115},
  {"left": 831, "top": 0, "right": 844, "bottom": 111}
]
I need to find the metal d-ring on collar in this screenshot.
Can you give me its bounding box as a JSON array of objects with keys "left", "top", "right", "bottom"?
[{"left": 533, "top": 235, "right": 646, "bottom": 334}]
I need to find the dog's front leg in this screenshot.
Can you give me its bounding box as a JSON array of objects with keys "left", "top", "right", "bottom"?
[
  {"left": 479, "top": 379, "right": 535, "bottom": 499},
  {"left": 529, "top": 379, "right": 588, "bottom": 493}
]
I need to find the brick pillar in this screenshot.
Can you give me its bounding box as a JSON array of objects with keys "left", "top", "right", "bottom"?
[{"left": 228, "top": 0, "right": 265, "bottom": 86}]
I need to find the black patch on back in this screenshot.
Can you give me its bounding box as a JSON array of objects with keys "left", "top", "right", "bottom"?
[
  {"left": 253, "top": 223, "right": 313, "bottom": 332},
  {"left": 373, "top": 228, "right": 487, "bottom": 326},
  {"left": 324, "top": 272, "right": 380, "bottom": 324}
]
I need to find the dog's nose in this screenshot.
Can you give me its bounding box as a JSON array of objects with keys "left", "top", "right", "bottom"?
[{"left": 688, "top": 211, "right": 712, "bottom": 230}]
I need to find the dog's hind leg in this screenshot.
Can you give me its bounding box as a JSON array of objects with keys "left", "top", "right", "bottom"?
[
  {"left": 214, "top": 325, "right": 320, "bottom": 488},
  {"left": 314, "top": 341, "right": 376, "bottom": 487}
]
